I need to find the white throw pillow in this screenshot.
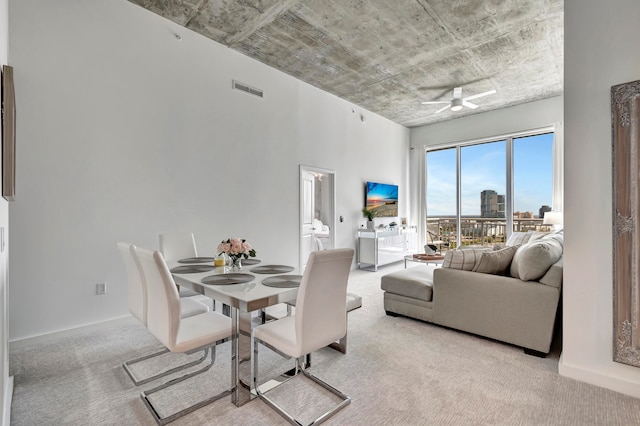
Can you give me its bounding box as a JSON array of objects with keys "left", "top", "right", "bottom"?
[
  {"left": 506, "top": 231, "right": 532, "bottom": 247},
  {"left": 442, "top": 248, "right": 491, "bottom": 271},
  {"left": 510, "top": 238, "right": 563, "bottom": 281},
  {"left": 527, "top": 231, "right": 549, "bottom": 242}
]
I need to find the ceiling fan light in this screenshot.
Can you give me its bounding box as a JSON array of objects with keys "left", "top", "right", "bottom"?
[{"left": 450, "top": 98, "right": 463, "bottom": 111}]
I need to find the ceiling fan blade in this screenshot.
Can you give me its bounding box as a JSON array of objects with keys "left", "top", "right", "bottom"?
[
  {"left": 463, "top": 89, "right": 496, "bottom": 102},
  {"left": 421, "top": 101, "right": 449, "bottom": 105},
  {"left": 435, "top": 104, "right": 451, "bottom": 113},
  {"left": 462, "top": 100, "right": 479, "bottom": 109},
  {"left": 453, "top": 87, "right": 462, "bottom": 99}
]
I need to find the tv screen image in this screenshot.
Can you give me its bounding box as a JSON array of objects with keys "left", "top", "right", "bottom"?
[{"left": 365, "top": 182, "right": 398, "bottom": 217}]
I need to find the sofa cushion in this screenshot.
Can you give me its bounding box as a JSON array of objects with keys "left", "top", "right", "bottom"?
[
  {"left": 442, "top": 248, "right": 490, "bottom": 271},
  {"left": 472, "top": 245, "right": 519, "bottom": 275},
  {"left": 538, "top": 258, "right": 563, "bottom": 288},
  {"left": 506, "top": 231, "right": 532, "bottom": 246},
  {"left": 510, "top": 237, "right": 563, "bottom": 281},
  {"left": 381, "top": 267, "right": 434, "bottom": 302}
]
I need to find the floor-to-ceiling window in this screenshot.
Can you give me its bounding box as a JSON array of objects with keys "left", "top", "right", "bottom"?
[{"left": 426, "top": 128, "right": 556, "bottom": 250}]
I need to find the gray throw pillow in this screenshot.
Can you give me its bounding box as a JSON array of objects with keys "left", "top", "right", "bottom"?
[
  {"left": 442, "top": 248, "right": 490, "bottom": 271},
  {"left": 510, "top": 238, "right": 563, "bottom": 281},
  {"left": 472, "top": 245, "right": 519, "bottom": 275}
]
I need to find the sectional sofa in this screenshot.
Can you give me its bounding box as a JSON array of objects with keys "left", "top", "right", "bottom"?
[{"left": 381, "top": 231, "right": 563, "bottom": 355}]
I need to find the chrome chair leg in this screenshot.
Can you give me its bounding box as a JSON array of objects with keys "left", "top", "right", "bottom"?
[
  {"left": 123, "top": 347, "right": 209, "bottom": 386},
  {"left": 140, "top": 345, "right": 231, "bottom": 425},
  {"left": 252, "top": 338, "right": 350, "bottom": 426}
]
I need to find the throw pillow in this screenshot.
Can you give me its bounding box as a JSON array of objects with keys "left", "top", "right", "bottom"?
[
  {"left": 472, "top": 245, "right": 519, "bottom": 275},
  {"left": 527, "top": 231, "right": 549, "bottom": 242},
  {"left": 506, "top": 231, "right": 532, "bottom": 247},
  {"left": 510, "top": 238, "right": 563, "bottom": 281},
  {"left": 442, "top": 248, "right": 490, "bottom": 271}
]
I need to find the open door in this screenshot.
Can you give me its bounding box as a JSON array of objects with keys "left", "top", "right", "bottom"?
[
  {"left": 300, "top": 169, "right": 315, "bottom": 270},
  {"left": 299, "top": 166, "right": 335, "bottom": 270}
]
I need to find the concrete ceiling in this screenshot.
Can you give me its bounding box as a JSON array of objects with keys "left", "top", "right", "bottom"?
[{"left": 128, "top": 0, "right": 563, "bottom": 128}]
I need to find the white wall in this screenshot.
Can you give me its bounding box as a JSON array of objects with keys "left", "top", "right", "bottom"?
[
  {"left": 561, "top": 0, "right": 640, "bottom": 398},
  {"left": 7, "top": 0, "right": 409, "bottom": 340},
  {"left": 410, "top": 96, "right": 563, "bottom": 148},
  {"left": 0, "top": 0, "right": 10, "bottom": 422}
]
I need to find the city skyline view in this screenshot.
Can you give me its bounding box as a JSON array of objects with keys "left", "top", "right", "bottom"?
[{"left": 426, "top": 133, "right": 554, "bottom": 217}]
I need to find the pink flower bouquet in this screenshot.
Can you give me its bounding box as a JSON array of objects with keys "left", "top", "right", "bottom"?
[{"left": 217, "top": 237, "right": 257, "bottom": 263}]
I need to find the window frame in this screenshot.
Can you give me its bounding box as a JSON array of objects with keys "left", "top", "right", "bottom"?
[{"left": 424, "top": 126, "right": 558, "bottom": 247}]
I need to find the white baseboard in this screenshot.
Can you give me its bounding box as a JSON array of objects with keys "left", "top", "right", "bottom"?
[
  {"left": 2, "top": 375, "right": 12, "bottom": 426},
  {"left": 9, "top": 315, "right": 133, "bottom": 350},
  {"left": 559, "top": 353, "right": 640, "bottom": 399}
]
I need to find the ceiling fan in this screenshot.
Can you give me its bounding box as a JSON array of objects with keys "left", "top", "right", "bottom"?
[{"left": 422, "top": 87, "right": 496, "bottom": 113}]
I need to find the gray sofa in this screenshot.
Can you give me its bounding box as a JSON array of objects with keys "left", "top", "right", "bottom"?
[{"left": 381, "top": 233, "right": 563, "bottom": 355}]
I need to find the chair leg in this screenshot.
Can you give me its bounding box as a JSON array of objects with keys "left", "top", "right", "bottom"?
[
  {"left": 253, "top": 338, "right": 350, "bottom": 426},
  {"left": 123, "top": 347, "right": 209, "bottom": 386},
  {"left": 140, "top": 345, "right": 231, "bottom": 425}
]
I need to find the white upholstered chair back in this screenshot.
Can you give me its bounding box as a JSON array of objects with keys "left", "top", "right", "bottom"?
[
  {"left": 159, "top": 232, "right": 198, "bottom": 262},
  {"left": 295, "top": 248, "right": 354, "bottom": 356},
  {"left": 118, "top": 242, "right": 146, "bottom": 325},
  {"left": 135, "top": 247, "right": 182, "bottom": 350}
]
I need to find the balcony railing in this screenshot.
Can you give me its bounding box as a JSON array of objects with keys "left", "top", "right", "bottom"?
[{"left": 427, "top": 217, "right": 553, "bottom": 250}]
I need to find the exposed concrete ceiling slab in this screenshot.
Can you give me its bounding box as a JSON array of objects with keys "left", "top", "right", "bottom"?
[{"left": 128, "top": 0, "right": 564, "bottom": 127}]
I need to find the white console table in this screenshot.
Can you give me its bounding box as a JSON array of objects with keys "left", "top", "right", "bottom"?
[{"left": 357, "top": 227, "right": 418, "bottom": 271}]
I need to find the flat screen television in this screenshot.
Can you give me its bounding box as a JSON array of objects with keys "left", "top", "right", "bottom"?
[{"left": 365, "top": 181, "right": 398, "bottom": 217}]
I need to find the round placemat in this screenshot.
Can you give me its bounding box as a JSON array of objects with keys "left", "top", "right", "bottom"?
[
  {"left": 250, "top": 265, "right": 295, "bottom": 274},
  {"left": 201, "top": 273, "right": 255, "bottom": 285},
  {"left": 178, "top": 257, "right": 215, "bottom": 264},
  {"left": 240, "top": 258, "right": 261, "bottom": 265},
  {"left": 170, "top": 264, "right": 216, "bottom": 274},
  {"left": 262, "top": 275, "right": 303, "bottom": 288}
]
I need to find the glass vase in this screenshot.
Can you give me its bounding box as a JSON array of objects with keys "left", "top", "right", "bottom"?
[{"left": 229, "top": 256, "right": 242, "bottom": 271}]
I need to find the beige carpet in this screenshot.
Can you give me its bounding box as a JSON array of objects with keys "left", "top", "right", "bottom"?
[{"left": 9, "top": 263, "right": 640, "bottom": 425}]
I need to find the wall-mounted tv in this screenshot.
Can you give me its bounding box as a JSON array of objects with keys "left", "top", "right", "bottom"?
[{"left": 365, "top": 181, "right": 398, "bottom": 217}]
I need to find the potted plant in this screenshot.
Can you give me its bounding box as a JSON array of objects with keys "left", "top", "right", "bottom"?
[{"left": 362, "top": 207, "right": 377, "bottom": 230}]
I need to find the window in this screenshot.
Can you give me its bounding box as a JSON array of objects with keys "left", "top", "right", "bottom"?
[{"left": 426, "top": 129, "right": 556, "bottom": 249}]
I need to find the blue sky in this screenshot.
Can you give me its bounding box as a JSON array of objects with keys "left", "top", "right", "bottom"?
[{"left": 426, "top": 133, "right": 553, "bottom": 217}]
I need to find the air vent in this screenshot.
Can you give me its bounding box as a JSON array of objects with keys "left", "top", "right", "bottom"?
[{"left": 232, "top": 80, "right": 264, "bottom": 98}]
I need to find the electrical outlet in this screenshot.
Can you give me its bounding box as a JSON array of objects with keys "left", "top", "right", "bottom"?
[{"left": 96, "top": 282, "right": 106, "bottom": 295}]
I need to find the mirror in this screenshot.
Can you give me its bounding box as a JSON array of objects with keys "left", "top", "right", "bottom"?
[{"left": 612, "top": 78, "right": 640, "bottom": 367}]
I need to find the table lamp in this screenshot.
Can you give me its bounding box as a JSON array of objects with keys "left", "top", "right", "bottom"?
[{"left": 543, "top": 211, "right": 563, "bottom": 230}]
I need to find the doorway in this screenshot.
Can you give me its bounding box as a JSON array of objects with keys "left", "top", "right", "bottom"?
[{"left": 299, "top": 165, "right": 336, "bottom": 270}]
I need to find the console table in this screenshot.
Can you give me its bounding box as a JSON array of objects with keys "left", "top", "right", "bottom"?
[{"left": 357, "top": 227, "right": 417, "bottom": 271}]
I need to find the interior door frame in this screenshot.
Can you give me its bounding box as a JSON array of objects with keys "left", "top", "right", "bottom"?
[{"left": 299, "top": 165, "right": 336, "bottom": 269}]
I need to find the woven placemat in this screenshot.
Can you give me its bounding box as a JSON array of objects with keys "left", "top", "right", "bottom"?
[
  {"left": 170, "top": 264, "right": 216, "bottom": 274},
  {"left": 177, "top": 257, "right": 215, "bottom": 264},
  {"left": 262, "top": 275, "right": 303, "bottom": 288},
  {"left": 201, "top": 273, "right": 255, "bottom": 285},
  {"left": 240, "top": 258, "right": 261, "bottom": 265},
  {"left": 250, "top": 265, "right": 295, "bottom": 274}
]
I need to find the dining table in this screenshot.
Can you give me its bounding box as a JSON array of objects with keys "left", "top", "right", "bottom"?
[{"left": 168, "top": 258, "right": 301, "bottom": 407}]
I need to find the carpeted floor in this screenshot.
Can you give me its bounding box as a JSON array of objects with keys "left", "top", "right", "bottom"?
[{"left": 9, "top": 263, "right": 640, "bottom": 425}]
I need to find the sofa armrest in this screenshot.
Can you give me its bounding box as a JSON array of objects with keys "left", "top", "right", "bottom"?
[{"left": 432, "top": 267, "right": 560, "bottom": 353}]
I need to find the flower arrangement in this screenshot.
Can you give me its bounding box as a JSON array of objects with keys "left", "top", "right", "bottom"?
[{"left": 217, "top": 237, "right": 257, "bottom": 264}]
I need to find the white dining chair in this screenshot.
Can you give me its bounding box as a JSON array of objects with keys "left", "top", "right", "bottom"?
[
  {"left": 284, "top": 291, "right": 362, "bottom": 354},
  {"left": 118, "top": 242, "right": 212, "bottom": 386},
  {"left": 135, "top": 247, "right": 232, "bottom": 425},
  {"left": 158, "top": 232, "right": 212, "bottom": 302},
  {"left": 252, "top": 248, "right": 354, "bottom": 425}
]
